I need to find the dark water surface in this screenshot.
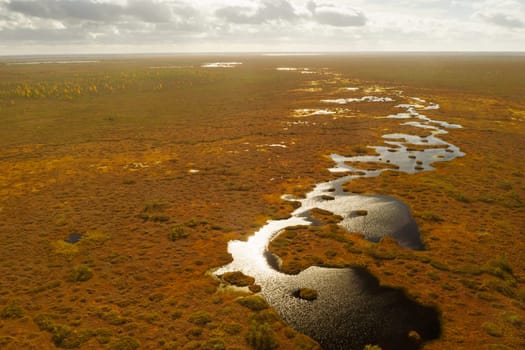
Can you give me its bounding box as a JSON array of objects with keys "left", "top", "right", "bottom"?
[
  {"left": 65, "top": 232, "right": 83, "bottom": 244},
  {"left": 264, "top": 267, "right": 440, "bottom": 350}
]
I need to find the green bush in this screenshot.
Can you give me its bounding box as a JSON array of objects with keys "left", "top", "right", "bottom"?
[
  {"left": 141, "top": 201, "right": 169, "bottom": 222},
  {"left": 363, "top": 345, "right": 382, "bottom": 350},
  {"left": 34, "top": 314, "right": 55, "bottom": 331},
  {"left": 188, "top": 311, "right": 212, "bottom": 326},
  {"left": 297, "top": 288, "right": 318, "bottom": 301},
  {"left": 502, "top": 312, "right": 523, "bottom": 328},
  {"left": 171, "top": 310, "right": 183, "bottom": 319},
  {"left": 221, "top": 271, "right": 255, "bottom": 286},
  {"left": 95, "top": 328, "right": 112, "bottom": 345},
  {"left": 203, "top": 337, "right": 226, "bottom": 350},
  {"left": 236, "top": 296, "right": 269, "bottom": 311},
  {"left": 223, "top": 322, "right": 243, "bottom": 335},
  {"left": 418, "top": 211, "right": 444, "bottom": 222},
  {"left": 169, "top": 225, "right": 189, "bottom": 241},
  {"left": 246, "top": 321, "right": 279, "bottom": 350},
  {"left": 51, "top": 324, "right": 93, "bottom": 349},
  {"left": 109, "top": 336, "right": 141, "bottom": 350},
  {"left": 482, "top": 322, "right": 503, "bottom": 337},
  {"left": 68, "top": 265, "right": 93, "bottom": 282},
  {"left": 0, "top": 301, "right": 24, "bottom": 319},
  {"left": 482, "top": 257, "right": 514, "bottom": 279}
]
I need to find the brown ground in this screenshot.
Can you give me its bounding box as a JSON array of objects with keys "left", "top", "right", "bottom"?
[{"left": 0, "top": 54, "right": 524, "bottom": 350}]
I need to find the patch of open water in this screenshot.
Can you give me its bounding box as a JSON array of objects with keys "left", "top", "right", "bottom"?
[{"left": 201, "top": 62, "right": 243, "bottom": 68}]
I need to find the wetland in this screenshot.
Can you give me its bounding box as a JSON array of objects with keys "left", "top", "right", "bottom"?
[{"left": 0, "top": 54, "right": 524, "bottom": 350}]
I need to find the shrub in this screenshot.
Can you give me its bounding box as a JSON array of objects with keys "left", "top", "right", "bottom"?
[
  {"left": 203, "top": 337, "right": 226, "bottom": 350},
  {"left": 188, "top": 327, "right": 202, "bottom": 337},
  {"left": 246, "top": 321, "right": 279, "bottom": 350},
  {"left": 50, "top": 324, "right": 93, "bottom": 349},
  {"left": 97, "top": 310, "right": 128, "bottom": 325},
  {"left": 139, "top": 312, "right": 160, "bottom": 324},
  {"left": 109, "top": 336, "right": 141, "bottom": 350},
  {"left": 185, "top": 219, "right": 198, "bottom": 228},
  {"left": 184, "top": 341, "right": 202, "bottom": 350},
  {"left": 482, "top": 257, "right": 513, "bottom": 279},
  {"left": 148, "top": 293, "right": 165, "bottom": 302},
  {"left": 236, "top": 296, "right": 269, "bottom": 311},
  {"left": 482, "top": 322, "right": 503, "bottom": 337},
  {"left": 0, "top": 301, "right": 24, "bottom": 319},
  {"left": 164, "top": 342, "right": 178, "bottom": 350},
  {"left": 502, "top": 312, "right": 523, "bottom": 328},
  {"left": 221, "top": 271, "right": 255, "bottom": 286},
  {"left": 169, "top": 225, "right": 189, "bottom": 241},
  {"left": 68, "top": 265, "right": 93, "bottom": 282},
  {"left": 34, "top": 314, "right": 55, "bottom": 331},
  {"left": 418, "top": 212, "right": 444, "bottom": 222},
  {"left": 188, "top": 311, "right": 212, "bottom": 326},
  {"left": 352, "top": 145, "right": 369, "bottom": 154},
  {"left": 353, "top": 210, "right": 368, "bottom": 216},
  {"left": 249, "top": 285, "right": 262, "bottom": 293},
  {"left": 223, "top": 322, "right": 243, "bottom": 335},
  {"left": 296, "top": 288, "right": 318, "bottom": 301},
  {"left": 143, "top": 201, "right": 166, "bottom": 212},
  {"left": 141, "top": 201, "right": 169, "bottom": 222},
  {"left": 485, "top": 280, "right": 516, "bottom": 298},
  {"left": 95, "top": 328, "right": 112, "bottom": 345}
]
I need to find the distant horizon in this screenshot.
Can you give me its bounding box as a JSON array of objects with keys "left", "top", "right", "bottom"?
[{"left": 2, "top": 50, "right": 525, "bottom": 59}]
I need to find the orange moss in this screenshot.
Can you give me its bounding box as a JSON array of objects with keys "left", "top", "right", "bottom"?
[{"left": 0, "top": 55, "right": 523, "bottom": 350}]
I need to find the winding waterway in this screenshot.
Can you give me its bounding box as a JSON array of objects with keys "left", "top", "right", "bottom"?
[{"left": 214, "top": 71, "right": 465, "bottom": 349}]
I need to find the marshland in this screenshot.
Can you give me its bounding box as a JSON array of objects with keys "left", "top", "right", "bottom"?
[{"left": 1, "top": 54, "right": 524, "bottom": 350}]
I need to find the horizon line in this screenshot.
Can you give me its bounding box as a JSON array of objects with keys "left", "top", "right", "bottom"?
[{"left": 1, "top": 50, "right": 525, "bottom": 59}]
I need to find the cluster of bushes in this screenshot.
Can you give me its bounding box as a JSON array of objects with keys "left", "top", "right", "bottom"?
[
  {"left": 34, "top": 313, "right": 140, "bottom": 349},
  {"left": 246, "top": 321, "right": 279, "bottom": 350},
  {"left": 168, "top": 225, "right": 190, "bottom": 241}
]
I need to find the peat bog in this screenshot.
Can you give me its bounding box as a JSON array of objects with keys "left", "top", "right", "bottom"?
[{"left": 0, "top": 54, "right": 524, "bottom": 350}]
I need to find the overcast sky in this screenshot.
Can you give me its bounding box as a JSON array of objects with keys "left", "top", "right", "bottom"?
[{"left": 0, "top": 0, "right": 524, "bottom": 55}]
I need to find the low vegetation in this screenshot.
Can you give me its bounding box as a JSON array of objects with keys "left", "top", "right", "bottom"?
[
  {"left": 296, "top": 288, "right": 318, "bottom": 301},
  {"left": 0, "top": 55, "right": 524, "bottom": 349},
  {"left": 168, "top": 224, "right": 190, "bottom": 241},
  {"left": 221, "top": 271, "right": 256, "bottom": 287},
  {"left": 0, "top": 301, "right": 24, "bottom": 319},
  {"left": 236, "top": 296, "right": 269, "bottom": 311},
  {"left": 246, "top": 321, "right": 279, "bottom": 350},
  {"left": 67, "top": 265, "right": 93, "bottom": 282}
]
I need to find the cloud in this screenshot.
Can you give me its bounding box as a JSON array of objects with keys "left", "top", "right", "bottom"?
[
  {"left": 7, "top": 0, "right": 121, "bottom": 22},
  {"left": 471, "top": 0, "right": 525, "bottom": 28},
  {"left": 127, "top": 1, "right": 174, "bottom": 23},
  {"left": 477, "top": 12, "right": 524, "bottom": 28},
  {"left": 308, "top": 1, "right": 367, "bottom": 27},
  {"left": 5, "top": 0, "right": 179, "bottom": 23},
  {"left": 215, "top": 0, "right": 297, "bottom": 24},
  {"left": 0, "top": 0, "right": 524, "bottom": 54},
  {"left": 0, "top": 27, "right": 83, "bottom": 41},
  {"left": 0, "top": 0, "right": 202, "bottom": 45}
]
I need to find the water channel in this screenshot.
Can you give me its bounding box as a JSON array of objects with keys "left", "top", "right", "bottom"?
[{"left": 214, "top": 73, "right": 464, "bottom": 349}]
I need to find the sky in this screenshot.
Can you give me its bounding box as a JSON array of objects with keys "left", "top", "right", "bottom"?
[{"left": 0, "top": 0, "right": 524, "bottom": 55}]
